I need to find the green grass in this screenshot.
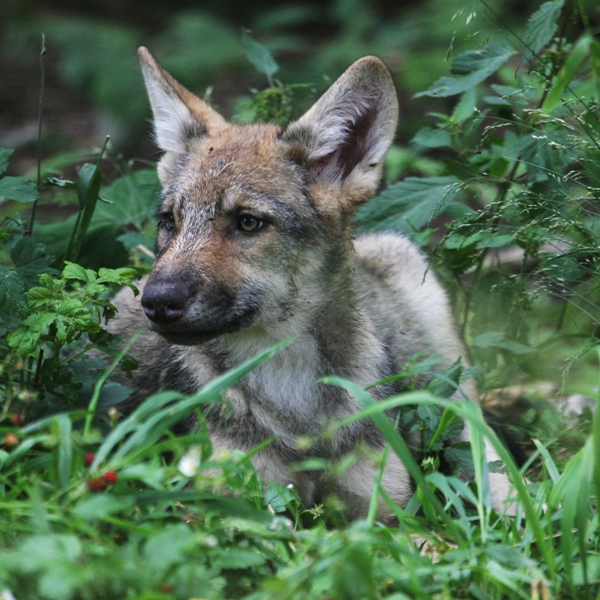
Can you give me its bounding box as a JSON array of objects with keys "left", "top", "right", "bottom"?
[{"left": 0, "top": 358, "right": 598, "bottom": 599}]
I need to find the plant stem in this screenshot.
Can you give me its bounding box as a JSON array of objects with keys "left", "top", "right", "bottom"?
[
  {"left": 31, "top": 349, "right": 44, "bottom": 390},
  {"left": 29, "top": 33, "right": 46, "bottom": 236}
]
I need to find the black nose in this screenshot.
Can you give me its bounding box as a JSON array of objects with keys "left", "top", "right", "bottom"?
[{"left": 141, "top": 278, "right": 195, "bottom": 324}]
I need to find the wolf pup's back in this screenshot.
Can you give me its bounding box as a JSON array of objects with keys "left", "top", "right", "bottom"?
[{"left": 108, "top": 48, "right": 513, "bottom": 521}]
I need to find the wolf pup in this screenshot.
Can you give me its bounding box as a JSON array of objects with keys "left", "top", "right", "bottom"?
[{"left": 109, "top": 47, "right": 512, "bottom": 522}]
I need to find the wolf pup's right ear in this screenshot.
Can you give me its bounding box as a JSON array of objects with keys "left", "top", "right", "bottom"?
[
  {"left": 281, "top": 56, "right": 398, "bottom": 210},
  {"left": 138, "top": 47, "right": 226, "bottom": 156}
]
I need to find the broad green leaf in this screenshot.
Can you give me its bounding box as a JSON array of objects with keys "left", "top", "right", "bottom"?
[
  {"left": 241, "top": 29, "right": 279, "bottom": 77},
  {"left": 0, "top": 175, "right": 39, "bottom": 203},
  {"left": 416, "top": 45, "right": 514, "bottom": 98},
  {"left": 523, "top": 1, "right": 564, "bottom": 56},
  {"left": 444, "top": 443, "right": 475, "bottom": 477},
  {"left": 411, "top": 127, "right": 451, "bottom": 148},
  {"left": 97, "top": 169, "right": 160, "bottom": 230},
  {"left": 450, "top": 45, "right": 513, "bottom": 75},
  {"left": 356, "top": 176, "right": 460, "bottom": 234},
  {"left": 116, "top": 230, "right": 155, "bottom": 252},
  {"left": 0, "top": 148, "right": 14, "bottom": 176}
]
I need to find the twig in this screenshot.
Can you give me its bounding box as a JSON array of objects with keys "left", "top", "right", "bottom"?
[{"left": 29, "top": 33, "right": 46, "bottom": 235}]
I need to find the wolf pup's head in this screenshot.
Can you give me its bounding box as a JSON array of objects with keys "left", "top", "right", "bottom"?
[{"left": 137, "top": 47, "right": 398, "bottom": 345}]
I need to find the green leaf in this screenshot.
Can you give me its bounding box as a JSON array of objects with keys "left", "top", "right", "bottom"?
[
  {"left": 0, "top": 148, "right": 14, "bottom": 176},
  {"left": 428, "top": 357, "right": 463, "bottom": 398},
  {"left": 332, "top": 545, "right": 375, "bottom": 600},
  {"left": 77, "top": 163, "right": 101, "bottom": 211},
  {"left": 67, "top": 163, "right": 103, "bottom": 263},
  {"left": 444, "top": 442, "right": 475, "bottom": 477},
  {"left": 144, "top": 524, "right": 196, "bottom": 571},
  {"left": 241, "top": 29, "right": 279, "bottom": 77},
  {"left": 411, "top": 127, "right": 452, "bottom": 148},
  {"left": 0, "top": 175, "right": 39, "bottom": 203},
  {"left": 356, "top": 176, "right": 460, "bottom": 234},
  {"left": 7, "top": 312, "right": 57, "bottom": 355},
  {"left": 97, "top": 266, "right": 138, "bottom": 285},
  {"left": 11, "top": 237, "right": 56, "bottom": 287},
  {"left": 62, "top": 262, "right": 93, "bottom": 283},
  {"left": 471, "top": 332, "right": 535, "bottom": 355},
  {"left": 452, "top": 86, "right": 478, "bottom": 122},
  {"left": 542, "top": 34, "right": 592, "bottom": 112},
  {"left": 215, "top": 548, "right": 265, "bottom": 570},
  {"left": 264, "top": 482, "right": 299, "bottom": 513},
  {"left": 97, "top": 169, "right": 160, "bottom": 230},
  {"left": 523, "top": 1, "right": 564, "bottom": 56},
  {"left": 0, "top": 266, "right": 28, "bottom": 323},
  {"left": 416, "top": 45, "right": 514, "bottom": 98}
]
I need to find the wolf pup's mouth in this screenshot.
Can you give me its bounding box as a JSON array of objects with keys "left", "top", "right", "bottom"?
[{"left": 146, "top": 305, "right": 261, "bottom": 345}]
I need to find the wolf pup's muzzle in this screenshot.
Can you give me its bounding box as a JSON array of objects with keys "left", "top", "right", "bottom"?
[{"left": 140, "top": 275, "right": 261, "bottom": 345}]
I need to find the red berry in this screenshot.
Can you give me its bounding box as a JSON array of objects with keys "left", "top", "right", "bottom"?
[
  {"left": 102, "top": 470, "right": 118, "bottom": 484},
  {"left": 160, "top": 583, "right": 173, "bottom": 593},
  {"left": 10, "top": 413, "right": 22, "bottom": 425},
  {"left": 3, "top": 433, "right": 19, "bottom": 449},
  {"left": 84, "top": 453, "right": 95, "bottom": 466},
  {"left": 87, "top": 478, "right": 105, "bottom": 492}
]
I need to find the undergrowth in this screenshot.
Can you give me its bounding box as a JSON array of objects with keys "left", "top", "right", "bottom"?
[{"left": 1, "top": 1, "right": 600, "bottom": 598}]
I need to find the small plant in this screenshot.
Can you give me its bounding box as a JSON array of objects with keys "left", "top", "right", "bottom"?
[{"left": 0, "top": 144, "right": 143, "bottom": 425}]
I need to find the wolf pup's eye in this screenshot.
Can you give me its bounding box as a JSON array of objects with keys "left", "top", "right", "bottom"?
[
  {"left": 159, "top": 212, "right": 175, "bottom": 231},
  {"left": 237, "top": 213, "right": 263, "bottom": 233}
]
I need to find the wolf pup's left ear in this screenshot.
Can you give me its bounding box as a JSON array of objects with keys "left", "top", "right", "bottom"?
[
  {"left": 138, "top": 47, "right": 226, "bottom": 154},
  {"left": 281, "top": 56, "right": 398, "bottom": 208}
]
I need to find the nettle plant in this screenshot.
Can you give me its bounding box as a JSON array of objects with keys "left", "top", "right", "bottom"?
[{"left": 358, "top": 0, "right": 600, "bottom": 396}]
